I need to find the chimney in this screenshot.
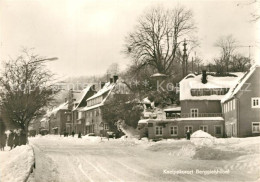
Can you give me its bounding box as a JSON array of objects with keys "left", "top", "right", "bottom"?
[
  {"left": 91, "top": 84, "right": 96, "bottom": 91},
  {"left": 100, "top": 82, "right": 105, "bottom": 88},
  {"left": 110, "top": 78, "right": 113, "bottom": 83},
  {"left": 113, "top": 75, "right": 118, "bottom": 83},
  {"left": 201, "top": 70, "right": 207, "bottom": 84}
]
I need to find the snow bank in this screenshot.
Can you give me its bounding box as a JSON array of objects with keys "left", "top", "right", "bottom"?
[
  {"left": 192, "top": 146, "right": 243, "bottom": 160},
  {"left": 191, "top": 130, "right": 215, "bottom": 147},
  {"left": 82, "top": 135, "right": 102, "bottom": 142},
  {"left": 0, "top": 145, "right": 35, "bottom": 182}
]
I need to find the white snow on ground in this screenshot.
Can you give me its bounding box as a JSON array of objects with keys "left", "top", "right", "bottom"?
[
  {"left": 25, "top": 135, "right": 260, "bottom": 181},
  {"left": 0, "top": 145, "right": 34, "bottom": 182}
]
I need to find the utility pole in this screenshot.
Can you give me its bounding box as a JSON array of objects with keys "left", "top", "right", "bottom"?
[
  {"left": 236, "top": 45, "right": 254, "bottom": 65},
  {"left": 183, "top": 39, "right": 188, "bottom": 77},
  {"left": 192, "top": 57, "right": 194, "bottom": 73}
]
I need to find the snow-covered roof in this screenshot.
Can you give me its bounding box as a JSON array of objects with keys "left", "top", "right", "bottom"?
[
  {"left": 163, "top": 107, "right": 181, "bottom": 112},
  {"left": 72, "top": 91, "right": 83, "bottom": 104},
  {"left": 179, "top": 72, "right": 244, "bottom": 101},
  {"left": 139, "top": 117, "right": 224, "bottom": 124},
  {"left": 150, "top": 73, "right": 167, "bottom": 77},
  {"left": 40, "top": 117, "right": 48, "bottom": 122},
  {"left": 81, "top": 102, "right": 104, "bottom": 111},
  {"left": 179, "top": 117, "right": 224, "bottom": 121},
  {"left": 86, "top": 82, "right": 115, "bottom": 101},
  {"left": 81, "top": 82, "right": 115, "bottom": 111},
  {"left": 46, "top": 102, "right": 68, "bottom": 117},
  {"left": 221, "top": 64, "right": 260, "bottom": 103},
  {"left": 73, "top": 85, "right": 93, "bottom": 110},
  {"left": 141, "top": 97, "right": 151, "bottom": 104},
  {"left": 138, "top": 119, "right": 151, "bottom": 124}
]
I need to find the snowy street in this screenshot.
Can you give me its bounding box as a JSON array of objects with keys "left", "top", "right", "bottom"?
[{"left": 26, "top": 135, "right": 260, "bottom": 182}]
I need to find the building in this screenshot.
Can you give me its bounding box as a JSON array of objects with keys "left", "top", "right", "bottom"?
[
  {"left": 46, "top": 102, "right": 70, "bottom": 135},
  {"left": 70, "top": 85, "right": 96, "bottom": 134},
  {"left": 139, "top": 71, "right": 244, "bottom": 139},
  {"left": 80, "top": 76, "right": 130, "bottom": 136},
  {"left": 221, "top": 65, "right": 260, "bottom": 137},
  {"left": 164, "top": 106, "right": 181, "bottom": 119}
]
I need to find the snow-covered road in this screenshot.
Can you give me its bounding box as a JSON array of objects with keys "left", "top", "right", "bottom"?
[{"left": 27, "top": 136, "right": 260, "bottom": 182}]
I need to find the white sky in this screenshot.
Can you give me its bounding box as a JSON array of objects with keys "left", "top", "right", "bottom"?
[{"left": 0, "top": 0, "right": 259, "bottom": 78}]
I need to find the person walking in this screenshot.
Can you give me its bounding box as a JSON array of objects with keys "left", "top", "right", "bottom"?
[
  {"left": 0, "top": 133, "right": 7, "bottom": 151},
  {"left": 13, "top": 131, "right": 19, "bottom": 148},
  {"left": 7, "top": 131, "right": 14, "bottom": 150},
  {"left": 20, "top": 131, "right": 27, "bottom": 145},
  {"left": 186, "top": 129, "right": 191, "bottom": 140},
  {"left": 78, "top": 132, "right": 82, "bottom": 138}
]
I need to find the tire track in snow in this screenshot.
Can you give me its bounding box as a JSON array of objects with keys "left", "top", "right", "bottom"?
[
  {"left": 65, "top": 156, "right": 82, "bottom": 182},
  {"left": 67, "top": 151, "right": 95, "bottom": 182},
  {"left": 77, "top": 155, "right": 116, "bottom": 182},
  {"left": 75, "top": 149, "right": 124, "bottom": 182},
  {"left": 97, "top": 146, "right": 152, "bottom": 181}
]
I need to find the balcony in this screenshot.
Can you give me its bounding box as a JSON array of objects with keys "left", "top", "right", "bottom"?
[{"left": 180, "top": 113, "right": 222, "bottom": 118}]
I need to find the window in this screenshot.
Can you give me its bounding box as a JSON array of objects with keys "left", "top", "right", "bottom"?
[
  {"left": 190, "top": 109, "right": 198, "bottom": 117},
  {"left": 252, "top": 98, "right": 260, "bottom": 108},
  {"left": 252, "top": 122, "right": 260, "bottom": 133},
  {"left": 200, "top": 125, "right": 208, "bottom": 133},
  {"left": 214, "top": 126, "right": 222, "bottom": 135},
  {"left": 170, "top": 126, "right": 178, "bottom": 136},
  {"left": 155, "top": 126, "right": 163, "bottom": 136},
  {"left": 185, "top": 126, "right": 193, "bottom": 134},
  {"left": 104, "top": 123, "right": 109, "bottom": 130},
  {"left": 67, "top": 115, "right": 70, "bottom": 122}
]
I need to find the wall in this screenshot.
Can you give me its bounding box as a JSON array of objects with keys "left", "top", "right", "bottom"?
[
  {"left": 223, "top": 98, "right": 238, "bottom": 137},
  {"left": 238, "top": 67, "right": 260, "bottom": 137},
  {"left": 147, "top": 119, "right": 224, "bottom": 139},
  {"left": 181, "top": 100, "right": 222, "bottom": 114},
  {"left": 85, "top": 107, "right": 103, "bottom": 136}
]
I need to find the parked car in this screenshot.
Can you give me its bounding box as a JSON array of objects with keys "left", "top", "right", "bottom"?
[{"left": 86, "top": 133, "right": 95, "bottom": 136}]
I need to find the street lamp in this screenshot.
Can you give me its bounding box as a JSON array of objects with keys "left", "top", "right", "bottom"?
[{"left": 29, "top": 57, "right": 58, "bottom": 64}]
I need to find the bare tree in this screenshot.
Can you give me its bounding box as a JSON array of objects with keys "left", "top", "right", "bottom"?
[
  {"left": 124, "top": 6, "right": 197, "bottom": 75},
  {"left": 214, "top": 35, "right": 237, "bottom": 72},
  {"left": 230, "top": 54, "right": 251, "bottom": 72},
  {"left": 0, "top": 50, "right": 58, "bottom": 143}
]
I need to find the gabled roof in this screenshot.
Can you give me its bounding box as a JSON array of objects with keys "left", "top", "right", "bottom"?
[
  {"left": 221, "top": 64, "right": 260, "bottom": 103},
  {"left": 81, "top": 82, "right": 115, "bottom": 111},
  {"left": 73, "top": 85, "right": 93, "bottom": 110},
  {"left": 86, "top": 82, "right": 115, "bottom": 101},
  {"left": 179, "top": 72, "right": 244, "bottom": 101},
  {"left": 45, "top": 102, "right": 68, "bottom": 117}
]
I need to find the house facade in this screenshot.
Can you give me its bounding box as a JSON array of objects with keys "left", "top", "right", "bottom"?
[
  {"left": 80, "top": 76, "right": 130, "bottom": 136},
  {"left": 46, "top": 102, "right": 70, "bottom": 135},
  {"left": 70, "top": 86, "right": 96, "bottom": 134},
  {"left": 222, "top": 65, "right": 260, "bottom": 137},
  {"left": 139, "top": 71, "right": 244, "bottom": 139},
  {"left": 41, "top": 85, "right": 95, "bottom": 135}
]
